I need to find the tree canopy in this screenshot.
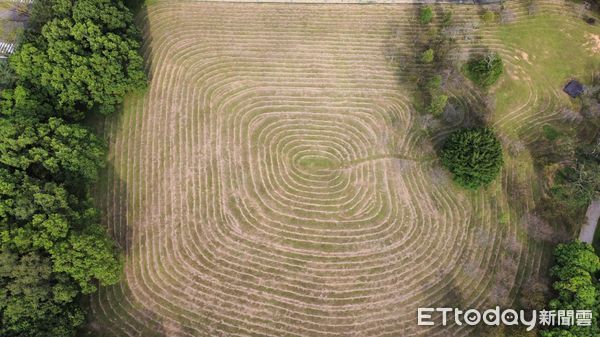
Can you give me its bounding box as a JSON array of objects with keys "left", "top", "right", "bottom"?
[
  {"left": 0, "top": 115, "right": 121, "bottom": 335},
  {"left": 0, "top": 0, "right": 142, "bottom": 335},
  {"left": 541, "top": 241, "right": 600, "bottom": 337},
  {"left": 481, "top": 10, "right": 497, "bottom": 24},
  {"left": 10, "top": 0, "right": 146, "bottom": 117},
  {"left": 551, "top": 146, "right": 600, "bottom": 211},
  {"left": 427, "top": 94, "right": 448, "bottom": 116},
  {"left": 0, "top": 250, "right": 85, "bottom": 337},
  {"left": 0, "top": 116, "right": 106, "bottom": 184},
  {"left": 441, "top": 128, "right": 503, "bottom": 189},
  {"left": 425, "top": 75, "right": 448, "bottom": 117},
  {"left": 464, "top": 53, "right": 504, "bottom": 88},
  {"left": 421, "top": 48, "right": 434, "bottom": 63},
  {"left": 419, "top": 6, "right": 434, "bottom": 25}
]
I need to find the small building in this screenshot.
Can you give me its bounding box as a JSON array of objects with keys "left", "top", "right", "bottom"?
[{"left": 563, "top": 80, "right": 585, "bottom": 98}]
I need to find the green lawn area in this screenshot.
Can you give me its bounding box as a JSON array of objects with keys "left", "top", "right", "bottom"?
[
  {"left": 296, "top": 156, "right": 337, "bottom": 170},
  {"left": 492, "top": 14, "right": 600, "bottom": 130}
]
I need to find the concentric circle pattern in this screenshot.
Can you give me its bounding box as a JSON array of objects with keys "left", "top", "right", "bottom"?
[{"left": 89, "top": 1, "right": 578, "bottom": 336}]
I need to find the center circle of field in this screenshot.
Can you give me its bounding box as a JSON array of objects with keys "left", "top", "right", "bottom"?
[{"left": 221, "top": 98, "right": 396, "bottom": 225}]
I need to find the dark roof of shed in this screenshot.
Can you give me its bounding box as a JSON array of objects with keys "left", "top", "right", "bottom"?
[{"left": 564, "top": 80, "right": 584, "bottom": 98}]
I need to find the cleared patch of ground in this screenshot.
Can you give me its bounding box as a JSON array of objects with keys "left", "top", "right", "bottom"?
[
  {"left": 585, "top": 33, "right": 600, "bottom": 54},
  {"left": 89, "top": 1, "right": 599, "bottom": 336},
  {"left": 0, "top": 1, "right": 27, "bottom": 43}
]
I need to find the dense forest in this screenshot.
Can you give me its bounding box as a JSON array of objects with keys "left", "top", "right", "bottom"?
[{"left": 0, "top": 0, "right": 146, "bottom": 336}]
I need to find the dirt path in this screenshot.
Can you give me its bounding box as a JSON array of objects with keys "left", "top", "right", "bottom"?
[{"left": 579, "top": 199, "right": 600, "bottom": 243}]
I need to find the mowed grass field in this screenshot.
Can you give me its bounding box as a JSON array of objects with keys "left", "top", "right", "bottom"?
[{"left": 89, "top": 1, "right": 599, "bottom": 336}]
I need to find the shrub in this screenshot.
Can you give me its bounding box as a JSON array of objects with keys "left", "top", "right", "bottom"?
[
  {"left": 424, "top": 75, "right": 446, "bottom": 117},
  {"left": 464, "top": 53, "right": 504, "bottom": 88},
  {"left": 542, "top": 125, "right": 561, "bottom": 141},
  {"left": 421, "top": 48, "right": 434, "bottom": 63},
  {"left": 419, "top": 6, "right": 433, "bottom": 25},
  {"left": 551, "top": 161, "right": 600, "bottom": 211},
  {"left": 441, "top": 11, "right": 453, "bottom": 27},
  {"left": 481, "top": 10, "right": 496, "bottom": 24},
  {"left": 441, "top": 128, "right": 503, "bottom": 189},
  {"left": 427, "top": 94, "right": 448, "bottom": 116},
  {"left": 426, "top": 75, "right": 443, "bottom": 92}
]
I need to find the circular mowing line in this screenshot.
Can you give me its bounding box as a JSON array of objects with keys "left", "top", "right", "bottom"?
[{"left": 90, "top": 1, "right": 556, "bottom": 335}]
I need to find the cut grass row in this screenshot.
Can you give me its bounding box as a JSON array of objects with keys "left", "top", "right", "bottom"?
[{"left": 88, "top": 1, "right": 599, "bottom": 336}]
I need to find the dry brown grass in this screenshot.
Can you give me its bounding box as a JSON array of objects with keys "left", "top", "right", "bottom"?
[{"left": 87, "top": 1, "right": 583, "bottom": 336}]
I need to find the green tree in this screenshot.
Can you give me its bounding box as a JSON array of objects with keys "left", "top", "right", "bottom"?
[
  {"left": 0, "top": 116, "right": 106, "bottom": 185},
  {"left": 541, "top": 242, "right": 600, "bottom": 337},
  {"left": 50, "top": 224, "right": 121, "bottom": 293},
  {"left": 0, "top": 171, "right": 120, "bottom": 284},
  {"left": 419, "top": 6, "right": 434, "bottom": 25},
  {"left": 0, "top": 0, "right": 140, "bottom": 336},
  {"left": 441, "top": 11, "right": 453, "bottom": 27},
  {"left": 427, "top": 94, "right": 448, "bottom": 116},
  {"left": 426, "top": 75, "right": 443, "bottom": 92},
  {"left": 0, "top": 170, "right": 120, "bottom": 334},
  {"left": 441, "top": 128, "right": 503, "bottom": 189},
  {"left": 0, "top": 86, "right": 52, "bottom": 119},
  {"left": 481, "top": 10, "right": 497, "bottom": 24},
  {"left": 10, "top": 0, "right": 146, "bottom": 117},
  {"left": 421, "top": 48, "right": 434, "bottom": 63},
  {"left": 423, "top": 75, "right": 448, "bottom": 117},
  {"left": 0, "top": 250, "right": 84, "bottom": 337},
  {"left": 549, "top": 146, "right": 600, "bottom": 224},
  {"left": 0, "top": 99, "right": 118, "bottom": 337},
  {"left": 464, "top": 53, "right": 504, "bottom": 88},
  {"left": 0, "top": 60, "right": 16, "bottom": 90}
]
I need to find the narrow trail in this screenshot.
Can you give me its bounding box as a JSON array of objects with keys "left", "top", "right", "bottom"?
[
  {"left": 338, "top": 153, "right": 436, "bottom": 168},
  {"left": 579, "top": 199, "right": 600, "bottom": 244}
]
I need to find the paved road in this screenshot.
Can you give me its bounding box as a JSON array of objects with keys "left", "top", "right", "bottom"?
[{"left": 579, "top": 198, "right": 600, "bottom": 243}]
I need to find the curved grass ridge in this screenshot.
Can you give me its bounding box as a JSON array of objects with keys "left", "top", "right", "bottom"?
[{"left": 88, "top": 1, "right": 589, "bottom": 335}]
